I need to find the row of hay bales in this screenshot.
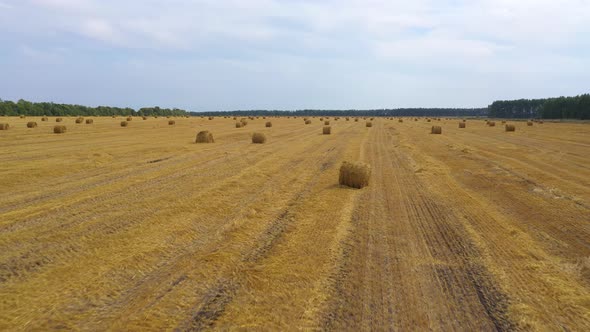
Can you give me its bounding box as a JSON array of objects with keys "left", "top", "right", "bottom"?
[{"left": 430, "top": 122, "right": 520, "bottom": 134}]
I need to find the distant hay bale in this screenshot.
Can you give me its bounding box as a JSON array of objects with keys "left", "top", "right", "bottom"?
[
  {"left": 195, "top": 130, "right": 214, "bottom": 143},
  {"left": 27, "top": 121, "right": 38, "bottom": 128},
  {"left": 427, "top": 119, "right": 431, "bottom": 122},
  {"left": 366, "top": 122, "right": 373, "bottom": 127},
  {"left": 143, "top": 116, "right": 148, "bottom": 120},
  {"left": 462, "top": 119, "right": 466, "bottom": 122},
  {"left": 487, "top": 121, "right": 496, "bottom": 127},
  {"left": 431, "top": 126, "right": 442, "bottom": 134},
  {"left": 505, "top": 124, "right": 516, "bottom": 132},
  {"left": 305, "top": 120, "right": 311, "bottom": 124},
  {"left": 354, "top": 118, "right": 359, "bottom": 122},
  {"left": 370, "top": 117, "right": 374, "bottom": 121},
  {"left": 398, "top": 119, "right": 403, "bottom": 123},
  {"left": 233, "top": 117, "right": 237, "bottom": 120},
  {"left": 56, "top": 118, "right": 63, "bottom": 122},
  {"left": 75, "top": 117, "right": 84, "bottom": 123},
  {"left": 236, "top": 122, "right": 243, "bottom": 128},
  {"left": 501, "top": 120, "right": 506, "bottom": 124},
  {"left": 527, "top": 121, "right": 533, "bottom": 126},
  {"left": 208, "top": 117, "right": 214, "bottom": 120},
  {"left": 53, "top": 125, "right": 66, "bottom": 134},
  {"left": 41, "top": 117, "right": 48, "bottom": 121},
  {"left": 120, "top": 121, "right": 129, "bottom": 127},
  {"left": 240, "top": 119, "right": 248, "bottom": 126},
  {"left": 339, "top": 161, "right": 371, "bottom": 189},
  {"left": 85, "top": 119, "right": 93, "bottom": 124},
  {"left": 324, "top": 120, "right": 330, "bottom": 125},
  {"left": 127, "top": 117, "right": 132, "bottom": 121},
  {"left": 169, "top": 120, "right": 175, "bottom": 125},
  {"left": 459, "top": 122, "right": 466, "bottom": 128},
  {"left": 323, "top": 126, "right": 331, "bottom": 134},
  {"left": 539, "top": 120, "right": 544, "bottom": 124},
  {"left": 266, "top": 121, "right": 272, "bottom": 127},
  {"left": 0, "top": 123, "right": 9, "bottom": 130},
  {"left": 252, "top": 132, "right": 266, "bottom": 144}
]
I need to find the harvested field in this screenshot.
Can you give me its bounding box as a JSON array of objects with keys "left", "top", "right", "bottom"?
[{"left": 0, "top": 116, "right": 589, "bottom": 330}]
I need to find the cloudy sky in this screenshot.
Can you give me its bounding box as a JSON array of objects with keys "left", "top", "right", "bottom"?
[{"left": 0, "top": 0, "right": 589, "bottom": 111}]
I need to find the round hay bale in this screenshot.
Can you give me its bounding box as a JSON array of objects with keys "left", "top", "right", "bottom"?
[
  {"left": 431, "top": 126, "right": 442, "bottom": 134},
  {"left": 527, "top": 121, "right": 533, "bottom": 126},
  {"left": 305, "top": 120, "right": 311, "bottom": 124},
  {"left": 240, "top": 119, "right": 248, "bottom": 126},
  {"left": 120, "top": 121, "right": 129, "bottom": 127},
  {"left": 195, "top": 130, "right": 214, "bottom": 143},
  {"left": 143, "top": 116, "right": 148, "bottom": 120},
  {"left": 458, "top": 122, "right": 466, "bottom": 128},
  {"left": 75, "top": 117, "right": 84, "bottom": 123},
  {"left": 323, "top": 126, "right": 331, "bottom": 135},
  {"left": 339, "top": 161, "right": 371, "bottom": 189},
  {"left": 27, "top": 121, "right": 38, "bottom": 128},
  {"left": 0, "top": 123, "right": 9, "bottom": 130},
  {"left": 19, "top": 115, "right": 25, "bottom": 119},
  {"left": 398, "top": 119, "right": 403, "bottom": 123},
  {"left": 324, "top": 120, "right": 330, "bottom": 125},
  {"left": 169, "top": 120, "right": 175, "bottom": 125},
  {"left": 366, "top": 122, "right": 373, "bottom": 127},
  {"left": 488, "top": 121, "right": 496, "bottom": 127},
  {"left": 505, "top": 124, "right": 516, "bottom": 132},
  {"left": 427, "top": 119, "right": 431, "bottom": 122},
  {"left": 252, "top": 132, "right": 266, "bottom": 144},
  {"left": 53, "top": 125, "right": 66, "bottom": 134},
  {"left": 126, "top": 117, "right": 132, "bottom": 121},
  {"left": 41, "top": 117, "right": 48, "bottom": 121},
  {"left": 266, "top": 121, "right": 272, "bottom": 127},
  {"left": 208, "top": 117, "right": 214, "bottom": 120},
  {"left": 56, "top": 118, "right": 63, "bottom": 122},
  {"left": 236, "top": 122, "right": 243, "bottom": 128},
  {"left": 86, "top": 119, "right": 94, "bottom": 124}
]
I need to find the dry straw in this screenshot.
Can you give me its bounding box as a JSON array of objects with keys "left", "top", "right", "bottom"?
[
  {"left": 41, "top": 117, "right": 48, "bottom": 121},
  {"left": 75, "top": 117, "right": 84, "bottom": 123},
  {"left": 488, "top": 121, "right": 496, "bottom": 127},
  {"left": 266, "top": 121, "right": 272, "bottom": 127},
  {"left": 127, "top": 117, "right": 133, "bottom": 121},
  {"left": 459, "top": 122, "right": 466, "bottom": 128},
  {"left": 56, "top": 118, "right": 63, "bottom": 122},
  {"left": 195, "top": 130, "right": 214, "bottom": 143},
  {"left": 27, "top": 122, "right": 38, "bottom": 128},
  {"left": 121, "top": 121, "right": 129, "bottom": 127},
  {"left": 86, "top": 119, "right": 94, "bottom": 124},
  {"left": 431, "top": 126, "right": 442, "bottom": 134},
  {"left": 505, "top": 124, "right": 516, "bottom": 132},
  {"left": 53, "top": 125, "right": 66, "bottom": 134},
  {"left": 323, "top": 126, "right": 331, "bottom": 134},
  {"left": 305, "top": 120, "right": 311, "bottom": 124},
  {"left": 236, "top": 122, "right": 243, "bottom": 128},
  {"left": 398, "top": 119, "right": 403, "bottom": 123},
  {"left": 366, "top": 122, "right": 373, "bottom": 127},
  {"left": 19, "top": 115, "right": 25, "bottom": 119},
  {"left": 169, "top": 120, "right": 176, "bottom": 125},
  {"left": 0, "top": 123, "right": 9, "bottom": 130},
  {"left": 252, "top": 132, "right": 266, "bottom": 144},
  {"left": 324, "top": 120, "right": 330, "bottom": 125},
  {"left": 143, "top": 116, "right": 148, "bottom": 120},
  {"left": 527, "top": 121, "right": 533, "bottom": 126},
  {"left": 339, "top": 161, "right": 371, "bottom": 189}
]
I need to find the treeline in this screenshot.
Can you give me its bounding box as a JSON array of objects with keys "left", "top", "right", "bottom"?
[
  {"left": 0, "top": 99, "right": 188, "bottom": 117},
  {"left": 488, "top": 94, "right": 590, "bottom": 119},
  {"left": 192, "top": 108, "right": 488, "bottom": 117}
]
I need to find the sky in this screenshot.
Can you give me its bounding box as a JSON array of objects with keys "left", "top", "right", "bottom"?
[{"left": 0, "top": 0, "right": 589, "bottom": 111}]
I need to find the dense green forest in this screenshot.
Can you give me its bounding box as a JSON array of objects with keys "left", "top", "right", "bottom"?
[
  {"left": 193, "top": 108, "right": 488, "bottom": 117},
  {"left": 0, "top": 99, "right": 188, "bottom": 117},
  {"left": 488, "top": 94, "right": 590, "bottom": 119}
]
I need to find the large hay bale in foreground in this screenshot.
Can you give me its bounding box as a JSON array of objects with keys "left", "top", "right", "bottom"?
[
  {"left": 252, "top": 132, "right": 266, "bottom": 144},
  {"left": 459, "top": 122, "right": 466, "bottom": 128},
  {"left": 339, "top": 161, "right": 371, "bottom": 189},
  {"left": 27, "top": 121, "right": 38, "bottom": 128},
  {"left": 195, "top": 130, "right": 214, "bottom": 143},
  {"left": 0, "top": 123, "right": 9, "bottom": 130},
  {"left": 75, "top": 117, "right": 84, "bottom": 123},
  {"left": 53, "top": 125, "right": 66, "bottom": 134},
  {"left": 169, "top": 120, "right": 176, "bottom": 125},
  {"left": 431, "top": 126, "right": 442, "bottom": 134},
  {"left": 266, "top": 121, "right": 272, "bottom": 127},
  {"left": 56, "top": 118, "right": 63, "bottom": 122},
  {"left": 505, "top": 124, "right": 516, "bottom": 132},
  {"left": 323, "top": 126, "right": 331, "bottom": 135},
  {"left": 86, "top": 119, "right": 94, "bottom": 124},
  {"left": 120, "top": 121, "right": 129, "bottom": 127},
  {"left": 366, "top": 122, "right": 373, "bottom": 127}
]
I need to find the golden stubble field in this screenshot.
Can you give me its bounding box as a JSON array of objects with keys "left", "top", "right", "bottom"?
[{"left": 0, "top": 115, "right": 589, "bottom": 330}]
